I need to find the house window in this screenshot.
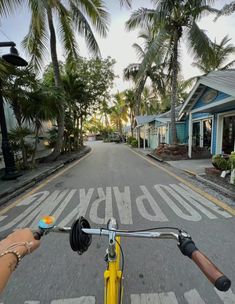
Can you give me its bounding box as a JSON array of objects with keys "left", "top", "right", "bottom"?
[{"left": 222, "top": 115, "right": 235, "bottom": 154}]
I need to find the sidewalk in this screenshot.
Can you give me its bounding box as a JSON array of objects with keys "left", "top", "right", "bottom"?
[
  {"left": 166, "top": 158, "right": 212, "bottom": 175},
  {"left": 0, "top": 146, "right": 91, "bottom": 206}
]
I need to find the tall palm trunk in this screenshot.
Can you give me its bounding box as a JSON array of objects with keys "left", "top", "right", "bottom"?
[
  {"left": 31, "top": 124, "right": 40, "bottom": 167},
  {"left": 46, "top": 5, "right": 65, "bottom": 161},
  {"left": 170, "top": 29, "right": 179, "bottom": 145},
  {"left": 134, "top": 76, "right": 147, "bottom": 116}
]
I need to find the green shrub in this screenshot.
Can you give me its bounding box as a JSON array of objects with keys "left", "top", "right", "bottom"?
[
  {"left": 131, "top": 139, "right": 138, "bottom": 147},
  {"left": 229, "top": 153, "right": 235, "bottom": 169},
  {"left": 127, "top": 136, "right": 135, "bottom": 145},
  {"left": 212, "top": 154, "right": 231, "bottom": 171}
]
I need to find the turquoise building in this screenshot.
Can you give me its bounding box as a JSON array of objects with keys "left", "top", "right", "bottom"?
[{"left": 179, "top": 70, "right": 235, "bottom": 158}]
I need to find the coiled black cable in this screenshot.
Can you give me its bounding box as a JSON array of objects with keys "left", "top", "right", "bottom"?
[{"left": 69, "top": 217, "right": 92, "bottom": 255}]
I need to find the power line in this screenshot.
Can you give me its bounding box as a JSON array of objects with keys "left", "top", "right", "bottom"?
[{"left": 0, "top": 29, "right": 13, "bottom": 42}]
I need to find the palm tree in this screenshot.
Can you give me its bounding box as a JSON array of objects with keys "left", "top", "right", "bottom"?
[
  {"left": 192, "top": 35, "right": 235, "bottom": 73},
  {"left": 110, "top": 93, "right": 128, "bottom": 135},
  {"left": 126, "top": 0, "right": 218, "bottom": 145},
  {"left": 124, "top": 24, "right": 169, "bottom": 115},
  {"left": 22, "top": 0, "right": 109, "bottom": 160},
  {"left": 124, "top": 89, "right": 135, "bottom": 137}
]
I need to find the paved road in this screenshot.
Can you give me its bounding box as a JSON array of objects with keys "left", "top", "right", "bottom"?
[{"left": 0, "top": 142, "right": 235, "bottom": 304}]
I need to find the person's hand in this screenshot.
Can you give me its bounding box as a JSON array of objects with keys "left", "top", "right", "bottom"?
[{"left": 0, "top": 229, "right": 40, "bottom": 257}]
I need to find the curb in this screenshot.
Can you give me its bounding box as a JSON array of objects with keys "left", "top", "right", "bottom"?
[
  {"left": 0, "top": 146, "right": 91, "bottom": 206},
  {"left": 196, "top": 174, "right": 235, "bottom": 199},
  {"left": 147, "top": 153, "right": 163, "bottom": 162}
]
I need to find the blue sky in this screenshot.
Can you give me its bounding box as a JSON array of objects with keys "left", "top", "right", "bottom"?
[{"left": 0, "top": 0, "right": 234, "bottom": 92}]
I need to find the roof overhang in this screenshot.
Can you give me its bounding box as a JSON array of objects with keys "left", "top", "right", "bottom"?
[{"left": 179, "top": 72, "right": 235, "bottom": 119}]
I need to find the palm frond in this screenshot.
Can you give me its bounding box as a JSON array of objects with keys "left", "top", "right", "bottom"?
[
  {"left": 186, "top": 21, "right": 213, "bottom": 64},
  {"left": 70, "top": 2, "right": 101, "bottom": 56},
  {"left": 193, "top": 5, "right": 219, "bottom": 19},
  {"left": 0, "top": 0, "right": 22, "bottom": 16},
  {"left": 119, "top": 0, "right": 132, "bottom": 8},
  {"left": 221, "top": 59, "right": 235, "bottom": 70},
  {"left": 123, "top": 63, "right": 140, "bottom": 81},
  {"left": 132, "top": 43, "right": 145, "bottom": 60},
  {"left": 136, "top": 29, "right": 169, "bottom": 81},
  {"left": 57, "top": 2, "right": 79, "bottom": 61},
  {"left": 71, "top": 0, "right": 109, "bottom": 37},
  {"left": 125, "top": 8, "right": 156, "bottom": 31},
  {"left": 215, "top": 1, "right": 235, "bottom": 20},
  {"left": 21, "top": 0, "right": 48, "bottom": 71}
]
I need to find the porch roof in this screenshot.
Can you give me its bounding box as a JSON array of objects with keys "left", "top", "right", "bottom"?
[
  {"left": 135, "top": 115, "right": 157, "bottom": 127},
  {"left": 179, "top": 70, "right": 235, "bottom": 117}
]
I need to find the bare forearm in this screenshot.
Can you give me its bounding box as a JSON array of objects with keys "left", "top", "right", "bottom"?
[
  {"left": 0, "top": 229, "right": 40, "bottom": 294},
  {"left": 0, "top": 253, "right": 17, "bottom": 293}
]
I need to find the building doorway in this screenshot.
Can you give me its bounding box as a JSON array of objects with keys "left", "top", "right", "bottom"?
[
  {"left": 193, "top": 122, "right": 200, "bottom": 147},
  {"left": 222, "top": 115, "right": 235, "bottom": 154}
]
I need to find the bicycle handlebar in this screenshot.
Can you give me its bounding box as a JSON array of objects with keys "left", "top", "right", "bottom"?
[{"left": 33, "top": 218, "right": 231, "bottom": 292}]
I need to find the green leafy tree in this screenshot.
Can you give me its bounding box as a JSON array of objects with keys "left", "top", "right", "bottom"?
[{"left": 22, "top": 0, "right": 109, "bottom": 160}]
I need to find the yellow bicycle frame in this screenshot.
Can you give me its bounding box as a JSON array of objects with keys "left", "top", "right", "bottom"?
[{"left": 104, "top": 236, "right": 123, "bottom": 304}]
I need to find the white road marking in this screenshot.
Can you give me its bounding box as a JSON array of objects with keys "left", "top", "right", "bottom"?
[
  {"left": 113, "top": 186, "right": 133, "bottom": 224},
  {"left": 0, "top": 216, "right": 7, "bottom": 222},
  {"left": 184, "top": 289, "right": 206, "bottom": 303},
  {"left": 51, "top": 297, "right": 95, "bottom": 304},
  {"left": 52, "top": 189, "right": 77, "bottom": 221},
  {"left": 131, "top": 292, "right": 178, "bottom": 303},
  {"left": 0, "top": 201, "right": 41, "bottom": 232},
  {"left": 18, "top": 191, "right": 50, "bottom": 206},
  {"left": 170, "top": 184, "right": 217, "bottom": 219},
  {"left": 215, "top": 288, "right": 235, "bottom": 303},
  {"left": 136, "top": 186, "right": 168, "bottom": 222},
  {"left": 1, "top": 182, "right": 233, "bottom": 233},
  {"left": 154, "top": 185, "right": 201, "bottom": 221},
  {"left": 2, "top": 288, "right": 235, "bottom": 303},
  {"left": 17, "top": 190, "right": 70, "bottom": 228},
  {"left": 179, "top": 184, "right": 232, "bottom": 218},
  {"left": 89, "top": 187, "right": 112, "bottom": 224},
  {"left": 158, "top": 292, "right": 179, "bottom": 303},
  {"left": 58, "top": 188, "right": 94, "bottom": 226}
]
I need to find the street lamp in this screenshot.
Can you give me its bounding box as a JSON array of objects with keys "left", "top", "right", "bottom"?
[{"left": 0, "top": 41, "right": 28, "bottom": 180}]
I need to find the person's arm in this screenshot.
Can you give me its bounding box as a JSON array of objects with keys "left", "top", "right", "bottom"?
[{"left": 0, "top": 228, "right": 40, "bottom": 293}]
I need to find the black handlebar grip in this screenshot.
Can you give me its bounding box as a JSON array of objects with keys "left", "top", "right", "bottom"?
[
  {"left": 215, "top": 276, "right": 231, "bottom": 292},
  {"left": 33, "top": 229, "right": 44, "bottom": 240}
]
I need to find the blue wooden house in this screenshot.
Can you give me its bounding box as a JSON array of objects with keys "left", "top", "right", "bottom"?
[
  {"left": 134, "top": 106, "right": 187, "bottom": 149},
  {"left": 179, "top": 70, "right": 235, "bottom": 158}
]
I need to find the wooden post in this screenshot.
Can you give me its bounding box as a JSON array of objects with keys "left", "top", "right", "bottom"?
[
  {"left": 188, "top": 112, "right": 192, "bottom": 158},
  {"left": 144, "top": 125, "right": 146, "bottom": 150}
]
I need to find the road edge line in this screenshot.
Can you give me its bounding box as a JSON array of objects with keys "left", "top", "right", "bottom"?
[{"left": 129, "top": 148, "right": 235, "bottom": 216}]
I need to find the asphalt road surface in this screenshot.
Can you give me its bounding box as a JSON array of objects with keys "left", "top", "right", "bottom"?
[{"left": 0, "top": 142, "right": 235, "bottom": 304}]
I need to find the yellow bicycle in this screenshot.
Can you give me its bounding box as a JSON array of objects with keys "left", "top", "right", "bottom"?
[{"left": 34, "top": 216, "right": 231, "bottom": 304}]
